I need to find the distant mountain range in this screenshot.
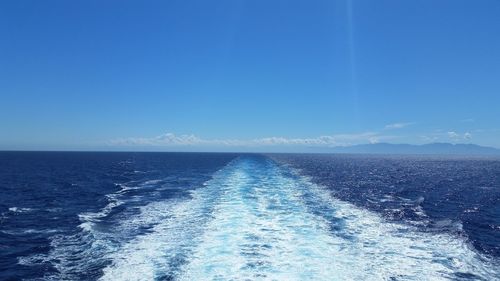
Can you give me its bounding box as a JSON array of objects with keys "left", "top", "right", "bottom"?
[{"left": 328, "top": 143, "right": 500, "bottom": 155}]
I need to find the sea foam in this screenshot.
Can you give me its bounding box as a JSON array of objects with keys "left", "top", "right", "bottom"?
[
  {"left": 32, "top": 156, "right": 499, "bottom": 280},
  {"left": 98, "top": 156, "right": 499, "bottom": 280}
]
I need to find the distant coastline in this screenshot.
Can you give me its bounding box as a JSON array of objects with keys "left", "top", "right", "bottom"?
[{"left": 326, "top": 142, "right": 500, "bottom": 155}]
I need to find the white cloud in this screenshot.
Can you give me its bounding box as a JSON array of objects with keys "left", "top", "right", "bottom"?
[
  {"left": 447, "top": 131, "right": 472, "bottom": 141},
  {"left": 384, "top": 122, "right": 414, "bottom": 130},
  {"left": 447, "top": 131, "right": 460, "bottom": 140},
  {"left": 249, "top": 132, "right": 387, "bottom": 146},
  {"left": 419, "top": 131, "right": 473, "bottom": 144},
  {"left": 110, "top": 133, "right": 204, "bottom": 146},
  {"left": 109, "top": 132, "right": 394, "bottom": 147}
]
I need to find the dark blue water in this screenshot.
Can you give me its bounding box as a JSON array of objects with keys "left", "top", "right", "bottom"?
[
  {"left": 0, "top": 152, "right": 238, "bottom": 280},
  {"left": 269, "top": 154, "right": 500, "bottom": 258},
  {"left": 0, "top": 152, "right": 499, "bottom": 280}
]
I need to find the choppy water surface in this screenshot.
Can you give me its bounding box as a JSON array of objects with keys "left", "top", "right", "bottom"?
[{"left": 0, "top": 152, "right": 499, "bottom": 280}]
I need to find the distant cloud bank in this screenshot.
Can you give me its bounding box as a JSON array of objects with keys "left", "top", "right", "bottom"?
[
  {"left": 109, "top": 132, "right": 395, "bottom": 148},
  {"left": 109, "top": 126, "right": 477, "bottom": 150}
]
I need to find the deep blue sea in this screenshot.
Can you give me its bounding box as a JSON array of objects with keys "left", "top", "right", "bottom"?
[{"left": 0, "top": 152, "right": 499, "bottom": 280}]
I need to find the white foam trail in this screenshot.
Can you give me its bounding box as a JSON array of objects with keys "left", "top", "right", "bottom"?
[
  {"left": 41, "top": 156, "right": 499, "bottom": 280},
  {"left": 179, "top": 160, "right": 344, "bottom": 280},
  {"left": 32, "top": 174, "right": 204, "bottom": 280},
  {"left": 98, "top": 198, "right": 208, "bottom": 280},
  {"left": 177, "top": 157, "right": 499, "bottom": 280},
  {"left": 98, "top": 161, "right": 239, "bottom": 280}
]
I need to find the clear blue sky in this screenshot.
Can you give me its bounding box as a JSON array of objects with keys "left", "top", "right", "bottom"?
[{"left": 1, "top": 0, "right": 499, "bottom": 151}]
